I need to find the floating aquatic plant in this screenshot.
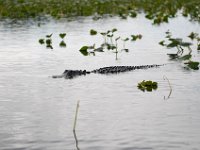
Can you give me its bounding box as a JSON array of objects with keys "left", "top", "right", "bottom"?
[
  {"left": 184, "top": 61, "right": 199, "bottom": 70},
  {"left": 137, "top": 80, "right": 158, "bottom": 92},
  {"left": 90, "top": 29, "right": 97, "bottom": 35},
  {"left": 59, "top": 33, "right": 66, "bottom": 39},
  {"left": 46, "top": 33, "right": 53, "bottom": 38},
  {"left": 39, "top": 39, "right": 45, "bottom": 44},
  {"left": 79, "top": 46, "right": 88, "bottom": 52},
  {"left": 131, "top": 34, "right": 142, "bottom": 41},
  {"left": 188, "top": 32, "right": 198, "bottom": 40},
  {"left": 59, "top": 41, "right": 66, "bottom": 47},
  {"left": 46, "top": 39, "right": 52, "bottom": 45}
]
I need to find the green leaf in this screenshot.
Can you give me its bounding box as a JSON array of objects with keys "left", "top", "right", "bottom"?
[
  {"left": 80, "top": 50, "right": 89, "bottom": 56},
  {"left": 90, "top": 29, "right": 97, "bottom": 35},
  {"left": 59, "top": 41, "right": 66, "bottom": 47},
  {"left": 46, "top": 33, "right": 53, "bottom": 38},
  {"left": 112, "top": 28, "right": 117, "bottom": 33},
  {"left": 59, "top": 33, "right": 66, "bottom": 39},
  {"left": 39, "top": 39, "right": 45, "bottom": 44},
  {"left": 46, "top": 39, "right": 52, "bottom": 45},
  {"left": 185, "top": 61, "right": 199, "bottom": 70},
  {"left": 188, "top": 32, "right": 198, "bottom": 40},
  {"left": 79, "top": 46, "right": 88, "bottom": 51},
  {"left": 159, "top": 40, "right": 165, "bottom": 46}
]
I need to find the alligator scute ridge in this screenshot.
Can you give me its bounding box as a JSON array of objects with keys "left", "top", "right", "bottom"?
[{"left": 52, "top": 64, "right": 164, "bottom": 79}]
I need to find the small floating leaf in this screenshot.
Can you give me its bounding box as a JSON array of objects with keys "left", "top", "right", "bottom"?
[
  {"left": 159, "top": 40, "right": 165, "bottom": 46},
  {"left": 123, "top": 38, "right": 129, "bottom": 41},
  {"left": 59, "top": 41, "right": 66, "bottom": 47},
  {"left": 79, "top": 46, "right": 88, "bottom": 51},
  {"left": 90, "top": 29, "right": 97, "bottom": 35},
  {"left": 46, "top": 39, "right": 52, "bottom": 45},
  {"left": 80, "top": 50, "right": 89, "bottom": 56},
  {"left": 46, "top": 33, "right": 53, "bottom": 38},
  {"left": 59, "top": 33, "right": 66, "bottom": 39},
  {"left": 112, "top": 28, "right": 117, "bottom": 33},
  {"left": 46, "top": 45, "right": 53, "bottom": 49},
  {"left": 188, "top": 32, "right": 198, "bottom": 40},
  {"left": 131, "top": 34, "right": 142, "bottom": 41},
  {"left": 39, "top": 39, "right": 45, "bottom": 44},
  {"left": 184, "top": 61, "right": 199, "bottom": 70}
]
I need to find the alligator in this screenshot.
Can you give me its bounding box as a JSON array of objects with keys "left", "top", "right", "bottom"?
[{"left": 52, "top": 64, "right": 163, "bottom": 79}]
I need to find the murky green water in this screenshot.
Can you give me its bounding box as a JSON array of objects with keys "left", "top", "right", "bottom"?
[{"left": 0, "top": 15, "right": 200, "bottom": 150}]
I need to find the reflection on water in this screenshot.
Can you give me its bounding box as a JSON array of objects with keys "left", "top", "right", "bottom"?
[
  {"left": 73, "top": 130, "right": 80, "bottom": 150},
  {"left": 0, "top": 14, "right": 200, "bottom": 150}
]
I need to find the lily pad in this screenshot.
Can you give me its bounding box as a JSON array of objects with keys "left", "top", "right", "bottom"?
[
  {"left": 39, "top": 39, "right": 45, "bottom": 44},
  {"left": 79, "top": 46, "right": 88, "bottom": 52},
  {"left": 46, "top": 33, "right": 53, "bottom": 38},
  {"left": 184, "top": 61, "right": 199, "bottom": 70},
  {"left": 90, "top": 29, "right": 97, "bottom": 35},
  {"left": 59, "top": 41, "right": 66, "bottom": 47},
  {"left": 59, "top": 33, "right": 66, "bottom": 39},
  {"left": 137, "top": 80, "right": 158, "bottom": 92}
]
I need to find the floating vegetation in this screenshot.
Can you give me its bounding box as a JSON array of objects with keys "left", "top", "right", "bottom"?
[
  {"left": 46, "top": 33, "right": 53, "bottom": 38},
  {"left": 184, "top": 61, "right": 199, "bottom": 70},
  {"left": 131, "top": 34, "right": 142, "bottom": 41},
  {"left": 79, "top": 28, "right": 142, "bottom": 59},
  {"left": 39, "top": 39, "right": 45, "bottom": 45},
  {"left": 160, "top": 31, "right": 200, "bottom": 70},
  {"left": 39, "top": 33, "right": 68, "bottom": 49},
  {"left": 160, "top": 31, "right": 193, "bottom": 57},
  {"left": 79, "top": 46, "right": 89, "bottom": 52},
  {"left": 90, "top": 29, "right": 97, "bottom": 35},
  {"left": 0, "top": 0, "right": 200, "bottom": 24},
  {"left": 137, "top": 80, "right": 158, "bottom": 92},
  {"left": 59, "top": 41, "right": 67, "bottom": 47},
  {"left": 59, "top": 33, "right": 66, "bottom": 39}
]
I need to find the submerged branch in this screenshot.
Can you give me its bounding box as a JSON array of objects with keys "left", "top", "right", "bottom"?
[{"left": 163, "top": 75, "right": 172, "bottom": 100}]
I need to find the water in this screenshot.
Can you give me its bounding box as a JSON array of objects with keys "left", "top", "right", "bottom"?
[{"left": 0, "top": 14, "right": 200, "bottom": 150}]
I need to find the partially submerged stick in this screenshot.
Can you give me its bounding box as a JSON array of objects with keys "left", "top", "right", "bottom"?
[
  {"left": 163, "top": 75, "right": 172, "bottom": 99},
  {"left": 73, "top": 101, "right": 80, "bottom": 131}
]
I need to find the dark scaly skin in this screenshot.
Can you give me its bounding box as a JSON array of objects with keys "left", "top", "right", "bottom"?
[{"left": 52, "top": 64, "right": 163, "bottom": 79}]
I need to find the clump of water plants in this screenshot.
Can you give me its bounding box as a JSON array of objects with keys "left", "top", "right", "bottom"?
[
  {"left": 137, "top": 80, "right": 158, "bottom": 92},
  {"left": 39, "top": 32, "right": 67, "bottom": 49},
  {"left": 160, "top": 30, "right": 200, "bottom": 70},
  {"left": 81, "top": 28, "right": 142, "bottom": 59},
  {"left": 59, "top": 33, "right": 67, "bottom": 47},
  {"left": 131, "top": 34, "right": 142, "bottom": 41},
  {"left": 188, "top": 32, "right": 200, "bottom": 50}
]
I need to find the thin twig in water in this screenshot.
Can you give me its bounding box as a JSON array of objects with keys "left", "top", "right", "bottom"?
[
  {"left": 73, "top": 100, "right": 80, "bottom": 131},
  {"left": 163, "top": 75, "right": 172, "bottom": 100},
  {"left": 73, "top": 130, "right": 80, "bottom": 150}
]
